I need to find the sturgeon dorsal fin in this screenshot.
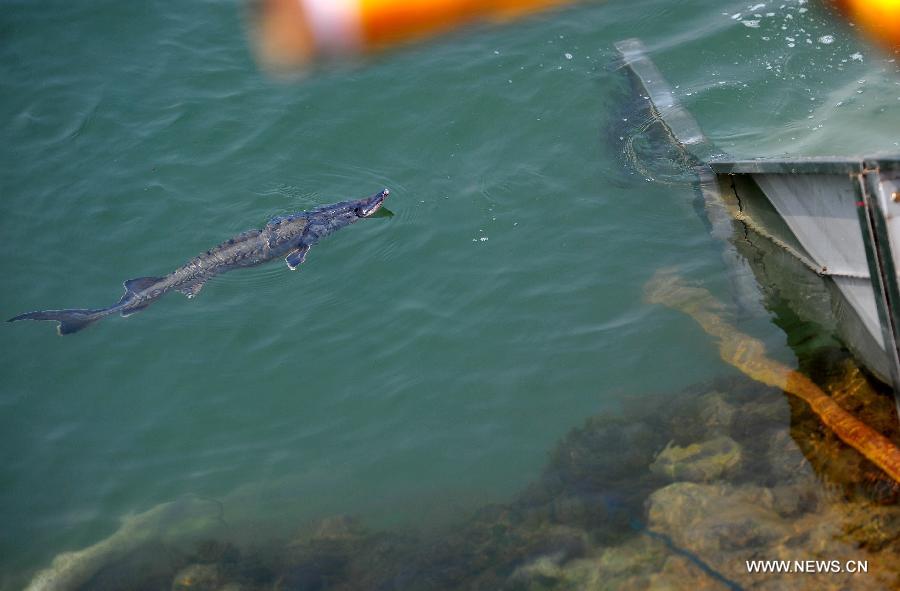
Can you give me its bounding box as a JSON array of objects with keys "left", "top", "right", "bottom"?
[
  {"left": 117, "top": 276, "right": 162, "bottom": 306},
  {"left": 177, "top": 281, "right": 205, "bottom": 299},
  {"left": 124, "top": 276, "right": 162, "bottom": 294}
]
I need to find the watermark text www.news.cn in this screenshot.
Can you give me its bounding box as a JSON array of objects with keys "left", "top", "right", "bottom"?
[{"left": 746, "top": 560, "right": 868, "bottom": 574}]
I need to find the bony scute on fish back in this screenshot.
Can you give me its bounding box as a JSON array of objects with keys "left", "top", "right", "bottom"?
[{"left": 8, "top": 189, "right": 390, "bottom": 335}]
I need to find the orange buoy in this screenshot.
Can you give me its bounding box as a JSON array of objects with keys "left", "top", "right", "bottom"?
[
  {"left": 252, "top": 0, "right": 575, "bottom": 73},
  {"left": 832, "top": 0, "right": 900, "bottom": 50}
]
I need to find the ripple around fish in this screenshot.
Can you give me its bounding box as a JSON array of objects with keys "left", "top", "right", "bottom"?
[{"left": 203, "top": 265, "right": 295, "bottom": 296}]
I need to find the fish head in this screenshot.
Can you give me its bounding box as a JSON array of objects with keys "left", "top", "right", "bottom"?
[
  {"left": 303, "top": 189, "right": 391, "bottom": 242},
  {"left": 354, "top": 188, "right": 390, "bottom": 218}
]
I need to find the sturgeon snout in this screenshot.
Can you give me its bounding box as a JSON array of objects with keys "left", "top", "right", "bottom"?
[{"left": 357, "top": 188, "right": 389, "bottom": 218}]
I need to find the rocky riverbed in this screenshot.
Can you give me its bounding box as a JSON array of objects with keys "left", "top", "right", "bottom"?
[{"left": 37, "top": 364, "right": 900, "bottom": 591}]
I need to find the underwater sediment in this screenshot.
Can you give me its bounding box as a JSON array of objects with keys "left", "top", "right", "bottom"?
[
  {"left": 26, "top": 360, "right": 900, "bottom": 590},
  {"left": 19, "top": 271, "right": 900, "bottom": 591}
]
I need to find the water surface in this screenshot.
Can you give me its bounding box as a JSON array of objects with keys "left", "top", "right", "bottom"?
[{"left": 1, "top": 1, "right": 898, "bottom": 588}]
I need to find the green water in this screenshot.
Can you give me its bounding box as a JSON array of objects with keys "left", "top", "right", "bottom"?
[{"left": 1, "top": 1, "right": 898, "bottom": 588}]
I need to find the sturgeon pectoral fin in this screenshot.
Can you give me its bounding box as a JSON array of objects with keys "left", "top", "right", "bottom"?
[
  {"left": 285, "top": 245, "right": 310, "bottom": 271},
  {"left": 177, "top": 281, "right": 205, "bottom": 299}
]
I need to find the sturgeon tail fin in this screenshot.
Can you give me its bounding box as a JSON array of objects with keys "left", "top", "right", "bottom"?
[
  {"left": 8, "top": 308, "right": 109, "bottom": 335},
  {"left": 9, "top": 276, "right": 165, "bottom": 336}
]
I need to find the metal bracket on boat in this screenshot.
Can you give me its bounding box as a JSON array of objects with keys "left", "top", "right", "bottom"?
[{"left": 857, "top": 163, "right": 900, "bottom": 406}]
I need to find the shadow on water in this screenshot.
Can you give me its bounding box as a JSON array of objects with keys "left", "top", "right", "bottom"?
[{"left": 600, "top": 58, "right": 698, "bottom": 191}]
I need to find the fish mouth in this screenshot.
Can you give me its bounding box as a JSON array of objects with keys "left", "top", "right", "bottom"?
[{"left": 358, "top": 188, "right": 389, "bottom": 217}]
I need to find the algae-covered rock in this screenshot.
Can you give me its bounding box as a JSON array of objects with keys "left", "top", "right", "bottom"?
[
  {"left": 838, "top": 501, "right": 900, "bottom": 553},
  {"left": 521, "top": 532, "right": 739, "bottom": 591},
  {"left": 522, "top": 413, "right": 668, "bottom": 543},
  {"left": 768, "top": 481, "right": 820, "bottom": 518},
  {"left": 697, "top": 391, "right": 737, "bottom": 436},
  {"left": 171, "top": 563, "right": 223, "bottom": 591},
  {"left": 279, "top": 516, "right": 369, "bottom": 591},
  {"left": 592, "top": 535, "right": 667, "bottom": 579},
  {"left": 765, "top": 428, "right": 814, "bottom": 483},
  {"left": 507, "top": 553, "right": 566, "bottom": 590},
  {"left": 24, "top": 497, "right": 226, "bottom": 591},
  {"left": 619, "top": 555, "right": 726, "bottom": 591},
  {"left": 647, "top": 482, "right": 785, "bottom": 553},
  {"left": 645, "top": 480, "right": 900, "bottom": 590},
  {"left": 508, "top": 535, "right": 671, "bottom": 591},
  {"left": 664, "top": 388, "right": 741, "bottom": 445},
  {"left": 649, "top": 436, "right": 743, "bottom": 482},
  {"left": 190, "top": 539, "right": 241, "bottom": 566},
  {"left": 308, "top": 515, "right": 367, "bottom": 542},
  {"left": 540, "top": 415, "right": 667, "bottom": 493},
  {"left": 24, "top": 369, "right": 897, "bottom": 591}
]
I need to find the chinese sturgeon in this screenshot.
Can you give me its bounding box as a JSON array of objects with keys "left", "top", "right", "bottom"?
[{"left": 9, "top": 189, "right": 389, "bottom": 335}]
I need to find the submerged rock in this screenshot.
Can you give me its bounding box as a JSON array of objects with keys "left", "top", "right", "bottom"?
[
  {"left": 697, "top": 391, "right": 737, "bottom": 436},
  {"left": 539, "top": 415, "right": 667, "bottom": 494},
  {"left": 647, "top": 482, "right": 785, "bottom": 553},
  {"left": 521, "top": 413, "right": 669, "bottom": 544},
  {"left": 507, "top": 552, "right": 566, "bottom": 589},
  {"left": 24, "top": 497, "right": 225, "bottom": 591},
  {"left": 32, "top": 373, "right": 898, "bottom": 591},
  {"left": 277, "top": 516, "right": 369, "bottom": 591},
  {"left": 307, "top": 515, "right": 367, "bottom": 543},
  {"left": 645, "top": 480, "right": 900, "bottom": 589},
  {"left": 509, "top": 532, "right": 741, "bottom": 591},
  {"left": 591, "top": 535, "right": 667, "bottom": 579},
  {"left": 765, "top": 428, "right": 814, "bottom": 483},
  {"left": 507, "top": 535, "right": 669, "bottom": 591},
  {"left": 190, "top": 540, "right": 241, "bottom": 566},
  {"left": 618, "top": 555, "right": 727, "bottom": 591},
  {"left": 171, "top": 563, "right": 223, "bottom": 591},
  {"left": 649, "top": 436, "right": 743, "bottom": 482}
]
